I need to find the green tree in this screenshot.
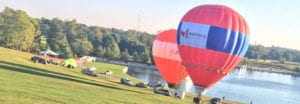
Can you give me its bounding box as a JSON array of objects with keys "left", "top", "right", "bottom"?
[
  {"left": 140, "top": 52, "right": 150, "bottom": 64},
  {"left": 294, "top": 67, "right": 300, "bottom": 72},
  {"left": 0, "top": 7, "right": 164, "bottom": 65},
  {"left": 268, "top": 49, "right": 280, "bottom": 60},
  {"left": 0, "top": 7, "right": 37, "bottom": 50},
  {"left": 107, "top": 42, "right": 120, "bottom": 59},
  {"left": 133, "top": 51, "right": 141, "bottom": 62},
  {"left": 282, "top": 51, "right": 293, "bottom": 62},
  {"left": 61, "top": 47, "right": 73, "bottom": 59},
  {"left": 71, "top": 38, "right": 93, "bottom": 57},
  {"left": 279, "top": 56, "right": 286, "bottom": 64},
  {"left": 120, "top": 48, "right": 130, "bottom": 62},
  {"left": 94, "top": 46, "right": 106, "bottom": 57},
  {"left": 65, "top": 19, "right": 78, "bottom": 45},
  {"left": 39, "top": 18, "right": 51, "bottom": 37},
  {"left": 88, "top": 26, "right": 103, "bottom": 56},
  {"left": 0, "top": 12, "right": 5, "bottom": 46},
  {"left": 47, "top": 18, "right": 69, "bottom": 52}
]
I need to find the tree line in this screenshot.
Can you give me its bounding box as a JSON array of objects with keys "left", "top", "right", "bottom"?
[
  {"left": 245, "top": 45, "right": 300, "bottom": 63},
  {"left": 1, "top": 7, "right": 300, "bottom": 65},
  {"left": 0, "top": 7, "right": 154, "bottom": 64}
]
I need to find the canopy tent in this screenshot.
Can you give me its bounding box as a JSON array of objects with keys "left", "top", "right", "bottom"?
[
  {"left": 40, "top": 50, "right": 58, "bottom": 56},
  {"left": 61, "top": 58, "right": 78, "bottom": 68}
]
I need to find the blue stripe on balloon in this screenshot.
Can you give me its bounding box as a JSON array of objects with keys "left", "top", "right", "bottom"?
[
  {"left": 176, "top": 22, "right": 249, "bottom": 57},
  {"left": 239, "top": 35, "right": 250, "bottom": 56},
  {"left": 177, "top": 22, "right": 182, "bottom": 44},
  {"left": 206, "top": 26, "right": 249, "bottom": 56}
]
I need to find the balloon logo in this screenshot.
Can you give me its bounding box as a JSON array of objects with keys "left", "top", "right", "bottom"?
[
  {"left": 152, "top": 29, "right": 188, "bottom": 87},
  {"left": 176, "top": 4, "right": 250, "bottom": 94}
]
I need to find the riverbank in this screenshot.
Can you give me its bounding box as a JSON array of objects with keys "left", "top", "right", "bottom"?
[
  {"left": 239, "top": 59, "right": 300, "bottom": 76},
  {"left": 237, "top": 65, "right": 300, "bottom": 76},
  {"left": 97, "top": 57, "right": 300, "bottom": 77}
]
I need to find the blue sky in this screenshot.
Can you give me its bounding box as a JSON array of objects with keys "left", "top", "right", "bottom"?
[{"left": 0, "top": 0, "right": 299, "bottom": 50}]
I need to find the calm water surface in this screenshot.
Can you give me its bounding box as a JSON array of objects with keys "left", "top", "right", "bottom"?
[{"left": 127, "top": 66, "right": 300, "bottom": 104}]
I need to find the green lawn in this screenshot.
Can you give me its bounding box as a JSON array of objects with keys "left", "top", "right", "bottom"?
[
  {"left": 0, "top": 47, "right": 242, "bottom": 104},
  {"left": 82, "top": 62, "right": 141, "bottom": 83}
]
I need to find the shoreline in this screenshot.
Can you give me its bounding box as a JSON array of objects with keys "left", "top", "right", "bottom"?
[
  {"left": 237, "top": 65, "right": 300, "bottom": 76},
  {"left": 96, "top": 57, "right": 300, "bottom": 77}
]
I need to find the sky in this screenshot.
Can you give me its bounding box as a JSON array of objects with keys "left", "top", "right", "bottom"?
[{"left": 0, "top": 0, "right": 299, "bottom": 50}]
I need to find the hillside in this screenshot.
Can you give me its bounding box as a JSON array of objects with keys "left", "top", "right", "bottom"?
[{"left": 0, "top": 47, "right": 244, "bottom": 104}]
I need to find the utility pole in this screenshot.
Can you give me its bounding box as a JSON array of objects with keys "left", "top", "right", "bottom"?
[{"left": 137, "top": 11, "right": 141, "bottom": 31}]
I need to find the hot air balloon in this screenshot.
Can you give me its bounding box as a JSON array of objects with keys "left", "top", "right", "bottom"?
[
  {"left": 152, "top": 29, "right": 188, "bottom": 88},
  {"left": 176, "top": 4, "right": 250, "bottom": 95}
]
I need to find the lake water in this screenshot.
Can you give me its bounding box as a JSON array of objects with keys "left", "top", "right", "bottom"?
[{"left": 127, "top": 66, "right": 300, "bottom": 104}]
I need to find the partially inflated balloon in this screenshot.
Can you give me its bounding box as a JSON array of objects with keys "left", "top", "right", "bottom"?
[
  {"left": 177, "top": 5, "right": 250, "bottom": 94},
  {"left": 153, "top": 29, "right": 188, "bottom": 87}
]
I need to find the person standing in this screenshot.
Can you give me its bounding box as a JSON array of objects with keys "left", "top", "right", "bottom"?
[{"left": 193, "top": 95, "right": 202, "bottom": 104}]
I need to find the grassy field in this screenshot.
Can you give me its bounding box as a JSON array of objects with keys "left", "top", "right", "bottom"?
[{"left": 0, "top": 47, "right": 243, "bottom": 104}]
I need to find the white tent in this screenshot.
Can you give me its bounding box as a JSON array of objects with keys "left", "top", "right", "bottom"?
[{"left": 40, "top": 50, "right": 58, "bottom": 56}]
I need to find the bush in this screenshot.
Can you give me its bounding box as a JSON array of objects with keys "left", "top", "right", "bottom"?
[
  {"left": 279, "top": 57, "right": 286, "bottom": 64},
  {"left": 294, "top": 67, "right": 300, "bottom": 72}
]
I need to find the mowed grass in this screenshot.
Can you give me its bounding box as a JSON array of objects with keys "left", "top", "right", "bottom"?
[
  {"left": 82, "top": 62, "right": 141, "bottom": 83},
  {"left": 0, "top": 47, "right": 243, "bottom": 104},
  {"left": 0, "top": 47, "right": 187, "bottom": 104}
]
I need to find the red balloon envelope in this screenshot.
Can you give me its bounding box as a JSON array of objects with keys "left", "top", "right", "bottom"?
[
  {"left": 177, "top": 5, "right": 250, "bottom": 94},
  {"left": 152, "top": 29, "right": 188, "bottom": 87}
]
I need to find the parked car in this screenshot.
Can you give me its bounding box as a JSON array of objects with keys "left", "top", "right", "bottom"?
[
  {"left": 148, "top": 81, "right": 163, "bottom": 87},
  {"left": 135, "top": 82, "right": 148, "bottom": 88},
  {"left": 120, "top": 78, "right": 133, "bottom": 86},
  {"left": 81, "top": 67, "right": 99, "bottom": 76},
  {"left": 210, "top": 97, "right": 222, "bottom": 104},
  {"left": 154, "top": 88, "right": 170, "bottom": 96},
  {"left": 31, "top": 56, "right": 46, "bottom": 64},
  {"left": 47, "top": 59, "right": 59, "bottom": 65}
]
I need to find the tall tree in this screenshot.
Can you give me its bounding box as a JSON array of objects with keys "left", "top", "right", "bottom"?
[
  {"left": 133, "top": 51, "right": 141, "bottom": 62},
  {"left": 71, "top": 38, "right": 93, "bottom": 57},
  {"left": 268, "top": 49, "right": 280, "bottom": 60},
  {"left": 0, "top": 12, "right": 5, "bottom": 46},
  {"left": 0, "top": 7, "right": 37, "bottom": 50},
  {"left": 140, "top": 52, "right": 150, "bottom": 64},
  {"left": 120, "top": 48, "right": 131, "bottom": 62},
  {"left": 88, "top": 26, "right": 103, "bottom": 56},
  {"left": 282, "top": 51, "right": 293, "bottom": 62},
  {"left": 47, "top": 18, "right": 69, "bottom": 52},
  {"left": 94, "top": 45, "right": 106, "bottom": 57},
  {"left": 102, "top": 34, "right": 120, "bottom": 59}
]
